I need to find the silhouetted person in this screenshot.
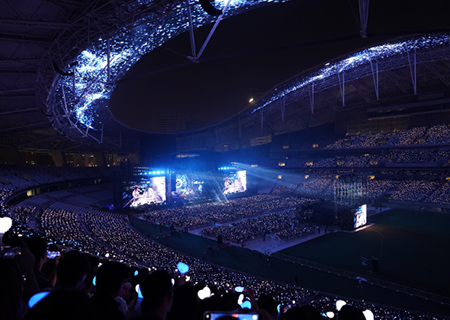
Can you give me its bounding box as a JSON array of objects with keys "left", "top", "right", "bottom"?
[
  {"left": 91, "top": 261, "right": 128, "bottom": 320},
  {"left": 132, "top": 270, "right": 173, "bottom": 320},
  {"left": 257, "top": 294, "right": 278, "bottom": 320},
  {"left": 0, "top": 259, "right": 25, "bottom": 320},
  {"left": 168, "top": 283, "right": 198, "bottom": 320},
  {"left": 27, "top": 236, "right": 53, "bottom": 291},
  {"left": 23, "top": 288, "right": 95, "bottom": 320},
  {"left": 56, "top": 251, "right": 90, "bottom": 290},
  {"left": 285, "top": 305, "right": 321, "bottom": 320},
  {"left": 337, "top": 305, "right": 365, "bottom": 320}
]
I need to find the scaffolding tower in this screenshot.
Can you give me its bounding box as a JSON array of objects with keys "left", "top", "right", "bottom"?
[{"left": 334, "top": 174, "right": 367, "bottom": 230}]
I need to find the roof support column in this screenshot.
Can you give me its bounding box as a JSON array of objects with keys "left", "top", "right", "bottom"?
[
  {"left": 407, "top": 48, "right": 417, "bottom": 95},
  {"left": 107, "top": 38, "right": 111, "bottom": 82},
  {"left": 188, "top": 0, "right": 232, "bottom": 62},
  {"left": 260, "top": 108, "right": 264, "bottom": 130},
  {"left": 187, "top": 0, "right": 197, "bottom": 57},
  {"left": 370, "top": 60, "right": 379, "bottom": 100},
  {"left": 359, "top": 0, "right": 369, "bottom": 38},
  {"left": 338, "top": 72, "right": 346, "bottom": 106}
]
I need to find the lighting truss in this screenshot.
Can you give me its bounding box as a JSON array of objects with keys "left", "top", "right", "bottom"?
[{"left": 36, "top": 0, "right": 286, "bottom": 145}]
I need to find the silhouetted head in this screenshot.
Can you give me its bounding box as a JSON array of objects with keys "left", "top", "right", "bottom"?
[
  {"left": 140, "top": 270, "right": 173, "bottom": 313},
  {"left": 94, "top": 261, "right": 128, "bottom": 296},
  {"left": 337, "top": 305, "right": 365, "bottom": 320},
  {"left": 57, "top": 251, "right": 90, "bottom": 289},
  {"left": 285, "top": 305, "right": 321, "bottom": 320}
]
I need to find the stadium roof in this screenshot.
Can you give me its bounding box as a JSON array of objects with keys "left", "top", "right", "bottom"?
[{"left": 0, "top": 0, "right": 449, "bottom": 152}]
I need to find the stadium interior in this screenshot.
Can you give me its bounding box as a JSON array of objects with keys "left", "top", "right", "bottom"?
[{"left": 1, "top": 0, "right": 450, "bottom": 319}]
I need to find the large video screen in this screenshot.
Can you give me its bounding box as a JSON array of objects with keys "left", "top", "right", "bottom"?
[
  {"left": 174, "top": 173, "right": 204, "bottom": 199},
  {"left": 124, "top": 176, "right": 166, "bottom": 208},
  {"left": 222, "top": 170, "right": 247, "bottom": 195},
  {"left": 353, "top": 204, "right": 367, "bottom": 229}
]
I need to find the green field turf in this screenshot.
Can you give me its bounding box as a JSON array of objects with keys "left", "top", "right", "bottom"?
[{"left": 279, "top": 209, "right": 450, "bottom": 297}]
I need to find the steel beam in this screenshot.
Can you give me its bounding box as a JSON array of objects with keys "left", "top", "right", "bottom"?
[
  {"left": 407, "top": 49, "right": 417, "bottom": 95},
  {"left": 338, "top": 72, "right": 345, "bottom": 106},
  {"left": 0, "top": 17, "right": 80, "bottom": 29},
  {"left": 0, "top": 107, "right": 40, "bottom": 115},
  {"left": 0, "top": 32, "right": 52, "bottom": 43},
  {"left": 370, "top": 60, "right": 379, "bottom": 100},
  {"left": 358, "top": 0, "right": 369, "bottom": 38}
]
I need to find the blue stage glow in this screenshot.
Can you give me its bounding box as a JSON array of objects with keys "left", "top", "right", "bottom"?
[
  {"left": 28, "top": 291, "right": 50, "bottom": 309},
  {"left": 251, "top": 33, "right": 450, "bottom": 114},
  {"left": 240, "top": 300, "right": 252, "bottom": 309}
]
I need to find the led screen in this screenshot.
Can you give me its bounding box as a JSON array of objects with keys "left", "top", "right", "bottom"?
[
  {"left": 354, "top": 204, "right": 367, "bottom": 229},
  {"left": 222, "top": 170, "right": 246, "bottom": 195},
  {"left": 124, "top": 176, "right": 166, "bottom": 208},
  {"left": 174, "top": 173, "right": 204, "bottom": 199}
]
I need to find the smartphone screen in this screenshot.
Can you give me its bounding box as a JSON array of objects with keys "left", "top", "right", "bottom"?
[
  {"left": 0, "top": 246, "right": 21, "bottom": 258},
  {"left": 204, "top": 312, "right": 259, "bottom": 320},
  {"left": 47, "top": 251, "right": 61, "bottom": 259}
]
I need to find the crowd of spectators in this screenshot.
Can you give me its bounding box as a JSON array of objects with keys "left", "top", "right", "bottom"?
[
  {"left": 2, "top": 197, "right": 442, "bottom": 320},
  {"left": 201, "top": 208, "right": 314, "bottom": 244},
  {"left": 0, "top": 164, "right": 110, "bottom": 206},
  {"left": 274, "top": 148, "right": 450, "bottom": 169},
  {"left": 143, "top": 195, "right": 316, "bottom": 231},
  {"left": 4, "top": 123, "right": 450, "bottom": 319},
  {"left": 259, "top": 124, "right": 450, "bottom": 171},
  {"left": 388, "top": 180, "right": 441, "bottom": 202},
  {"left": 320, "top": 124, "right": 450, "bottom": 150},
  {"left": 425, "top": 182, "right": 450, "bottom": 205},
  {"left": 276, "top": 223, "right": 318, "bottom": 240}
]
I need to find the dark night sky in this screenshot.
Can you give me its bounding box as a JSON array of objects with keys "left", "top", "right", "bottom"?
[{"left": 109, "top": 0, "right": 450, "bottom": 133}]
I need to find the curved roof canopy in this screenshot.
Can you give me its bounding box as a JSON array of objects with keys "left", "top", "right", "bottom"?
[{"left": 1, "top": 0, "right": 449, "bottom": 151}]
